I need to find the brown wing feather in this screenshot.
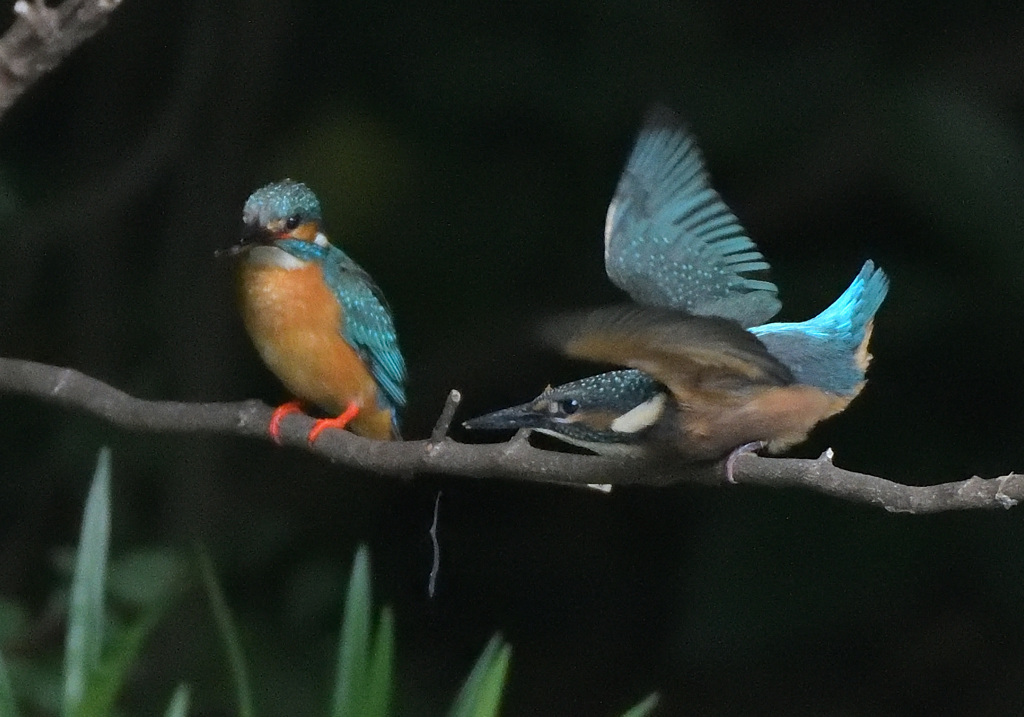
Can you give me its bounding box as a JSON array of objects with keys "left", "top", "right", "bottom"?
[{"left": 544, "top": 306, "right": 793, "bottom": 404}]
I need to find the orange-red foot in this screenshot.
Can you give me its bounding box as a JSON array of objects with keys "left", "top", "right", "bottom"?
[
  {"left": 308, "top": 401, "right": 361, "bottom": 444},
  {"left": 269, "top": 400, "right": 304, "bottom": 445}
]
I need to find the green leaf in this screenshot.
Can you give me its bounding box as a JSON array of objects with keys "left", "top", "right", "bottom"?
[
  {"left": 73, "top": 603, "right": 167, "bottom": 717},
  {"left": 163, "top": 684, "right": 190, "bottom": 717},
  {"left": 5, "top": 658, "right": 61, "bottom": 714},
  {"left": 363, "top": 606, "right": 394, "bottom": 717},
  {"left": 196, "top": 545, "right": 254, "bottom": 717},
  {"left": 0, "top": 648, "right": 21, "bottom": 717},
  {"left": 447, "top": 634, "right": 511, "bottom": 717},
  {"left": 619, "top": 692, "right": 659, "bottom": 717},
  {"left": 331, "top": 546, "right": 372, "bottom": 717},
  {"left": 0, "top": 601, "right": 28, "bottom": 644},
  {"left": 63, "top": 448, "right": 112, "bottom": 717},
  {"left": 107, "top": 549, "right": 186, "bottom": 609}
]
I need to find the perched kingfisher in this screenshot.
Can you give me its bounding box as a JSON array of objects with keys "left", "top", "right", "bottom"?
[
  {"left": 221, "top": 180, "right": 406, "bottom": 443},
  {"left": 464, "top": 108, "right": 888, "bottom": 463}
]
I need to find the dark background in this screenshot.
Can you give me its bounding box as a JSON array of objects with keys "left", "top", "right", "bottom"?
[{"left": 2, "top": 0, "right": 1024, "bottom": 714}]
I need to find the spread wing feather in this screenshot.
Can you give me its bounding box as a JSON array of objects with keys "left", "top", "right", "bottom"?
[
  {"left": 544, "top": 307, "right": 793, "bottom": 405},
  {"left": 604, "top": 106, "right": 781, "bottom": 327}
]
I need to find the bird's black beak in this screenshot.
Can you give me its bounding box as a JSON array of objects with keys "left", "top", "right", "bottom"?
[
  {"left": 462, "top": 402, "right": 543, "bottom": 432},
  {"left": 214, "top": 223, "right": 274, "bottom": 259}
]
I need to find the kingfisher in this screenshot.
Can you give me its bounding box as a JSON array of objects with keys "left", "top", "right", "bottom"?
[
  {"left": 220, "top": 180, "right": 406, "bottom": 443},
  {"left": 464, "top": 108, "right": 888, "bottom": 464}
]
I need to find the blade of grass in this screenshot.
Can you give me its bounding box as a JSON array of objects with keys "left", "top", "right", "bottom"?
[
  {"left": 362, "top": 606, "right": 394, "bottom": 717},
  {"left": 0, "top": 648, "right": 21, "bottom": 717},
  {"left": 619, "top": 693, "right": 659, "bottom": 717},
  {"left": 73, "top": 602, "right": 167, "bottom": 717},
  {"left": 62, "top": 448, "right": 112, "bottom": 717},
  {"left": 331, "top": 546, "right": 372, "bottom": 717},
  {"left": 163, "top": 684, "right": 190, "bottom": 717},
  {"left": 196, "top": 545, "right": 254, "bottom": 717},
  {"left": 447, "top": 634, "right": 511, "bottom": 717}
]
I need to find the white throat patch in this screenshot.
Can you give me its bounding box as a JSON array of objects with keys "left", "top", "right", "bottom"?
[
  {"left": 246, "top": 245, "right": 306, "bottom": 270},
  {"left": 532, "top": 427, "right": 645, "bottom": 458}
]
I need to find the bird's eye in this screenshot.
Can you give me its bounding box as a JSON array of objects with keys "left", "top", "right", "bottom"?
[
  {"left": 559, "top": 399, "right": 580, "bottom": 415},
  {"left": 284, "top": 214, "right": 302, "bottom": 231}
]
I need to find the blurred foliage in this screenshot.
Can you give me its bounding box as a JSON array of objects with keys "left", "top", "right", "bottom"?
[
  {"left": 1, "top": 0, "right": 1024, "bottom": 714},
  {"left": 0, "top": 449, "right": 184, "bottom": 716},
  {"left": 0, "top": 455, "right": 654, "bottom": 715}
]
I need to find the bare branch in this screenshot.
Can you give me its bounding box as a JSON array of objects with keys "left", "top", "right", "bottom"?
[
  {"left": 0, "top": 0, "right": 125, "bottom": 120},
  {"left": 0, "top": 356, "right": 1020, "bottom": 513},
  {"left": 429, "top": 389, "right": 461, "bottom": 445}
]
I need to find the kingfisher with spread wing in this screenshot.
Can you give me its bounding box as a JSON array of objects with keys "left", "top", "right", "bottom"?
[{"left": 465, "top": 109, "right": 887, "bottom": 464}]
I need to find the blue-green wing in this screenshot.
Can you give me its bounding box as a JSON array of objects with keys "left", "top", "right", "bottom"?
[
  {"left": 604, "top": 106, "right": 781, "bottom": 328},
  {"left": 325, "top": 248, "right": 407, "bottom": 412}
]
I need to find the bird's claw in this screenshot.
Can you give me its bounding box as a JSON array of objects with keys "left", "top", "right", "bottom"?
[
  {"left": 307, "top": 401, "right": 360, "bottom": 444},
  {"left": 725, "top": 441, "right": 766, "bottom": 483},
  {"left": 268, "top": 400, "right": 304, "bottom": 445}
]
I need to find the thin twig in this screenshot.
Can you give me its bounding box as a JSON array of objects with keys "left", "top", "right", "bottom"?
[
  {"left": 428, "top": 491, "right": 441, "bottom": 599},
  {"left": 0, "top": 357, "right": 1021, "bottom": 513},
  {"left": 429, "top": 389, "right": 461, "bottom": 446}
]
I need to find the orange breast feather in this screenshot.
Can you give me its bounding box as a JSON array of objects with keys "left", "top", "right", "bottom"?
[{"left": 239, "top": 261, "right": 392, "bottom": 437}]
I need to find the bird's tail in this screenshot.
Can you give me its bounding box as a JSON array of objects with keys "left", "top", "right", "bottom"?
[
  {"left": 803, "top": 260, "right": 888, "bottom": 348},
  {"left": 751, "top": 261, "right": 889, "bottom": 395}
]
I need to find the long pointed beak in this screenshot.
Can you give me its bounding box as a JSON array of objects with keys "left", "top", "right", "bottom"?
[
  {"left": 214, "top": 223, "right": 274, "bottom": 259},
  {"left": 462, "top": 402, "right": 542, "bottom": 432}
]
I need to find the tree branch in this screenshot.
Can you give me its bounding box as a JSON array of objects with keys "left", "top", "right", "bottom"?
[
  {"left": 0, "top": 0, "right": 124, "bottom": 120},
  {"left": 0, "top": 357, "right": 1019, "bottom": 513}
]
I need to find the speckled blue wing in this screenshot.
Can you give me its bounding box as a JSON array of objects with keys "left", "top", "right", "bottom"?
[
  {"left": 605, "top": 106, "right": 781, "bottom": 328},
  {"left": 322, "top": 246, "right": 407, "bottom": 413},
  {"left": 751, "top": 261, "right": 888, "bottom": 395}
]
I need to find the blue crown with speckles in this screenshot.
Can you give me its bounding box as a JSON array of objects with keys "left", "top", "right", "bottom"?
[{"left": 243, "top": 179, "right": 323, "bottom": 227}]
